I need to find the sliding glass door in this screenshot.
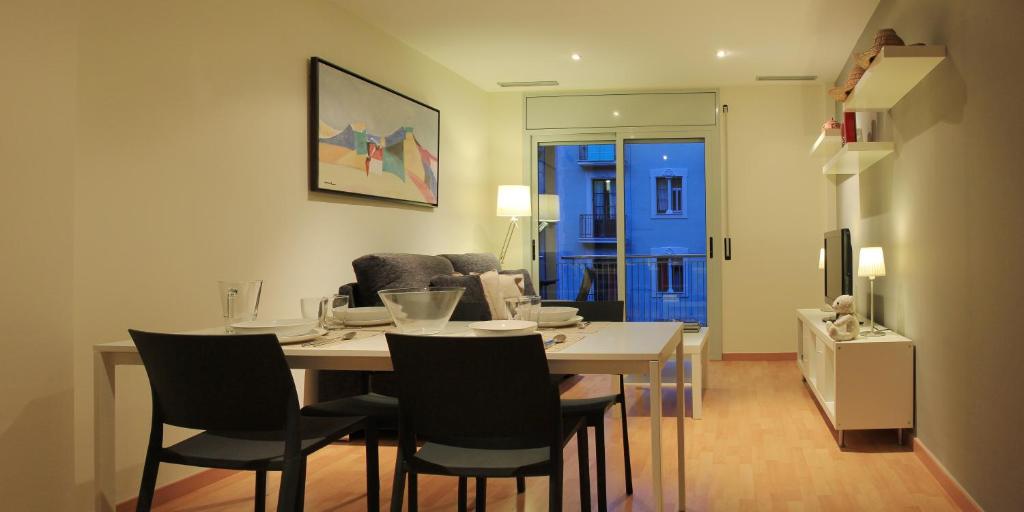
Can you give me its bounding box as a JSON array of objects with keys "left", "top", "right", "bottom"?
[
  {"left": 534, "top": 138, "right": 618, "bottom": 302},
  {"left": 623, "top": 139, "right": 707, "bottom": 324},
  {"left": 530, "top": 133, "right": 713, "bottom": 328}
]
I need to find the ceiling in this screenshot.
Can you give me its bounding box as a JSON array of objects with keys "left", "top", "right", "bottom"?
[{"left": 338, "top": 0, "right": 879, "bottom": 92}]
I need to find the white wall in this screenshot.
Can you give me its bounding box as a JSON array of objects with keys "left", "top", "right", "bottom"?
[
  {"left": 719, "top": 85, "right": 832, "bottom": 354},
  {"left": 486, "top": 93, "right": 528, "bottom": 270},
  {"left": 835, "top": 1, "right": 1024, "bottom": 508},
  {"left": 0, "top": 0, "right": 77, "bottom": 509},
  {"left": 71, "top": 0, "right": 495, "bottom": 505}
]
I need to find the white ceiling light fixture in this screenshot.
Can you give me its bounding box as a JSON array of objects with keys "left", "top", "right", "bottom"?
[
  {"left": 571, "top": 52, "right": 582, "bottom": 61},
  {"left": 662, "top": 155, "right": 669, "bottom": 160},
  {"left": 612, "top": 111, "right": 620, "bottom": 117},
  {"left": 716, "top": 49, "right": 729, "bottom": 59}
]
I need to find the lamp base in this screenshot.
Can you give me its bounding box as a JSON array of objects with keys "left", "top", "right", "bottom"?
[{"left": 860, "top": 329, "right": 886, "bottom": 337}]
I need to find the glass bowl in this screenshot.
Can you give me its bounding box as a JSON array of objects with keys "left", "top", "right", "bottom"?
[{"left": 377, "top": 287, "right": 465, "bottom": 335}]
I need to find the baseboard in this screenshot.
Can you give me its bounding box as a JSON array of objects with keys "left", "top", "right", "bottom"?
[
  {"left": 912, "top": 437, "right": 983, "bottom": 512},
  {"left": 116, "top": 468, "right": 234, "bottom": 512},
  {"left": 722, "top": 352, "right": 797, "bottom": 361}
]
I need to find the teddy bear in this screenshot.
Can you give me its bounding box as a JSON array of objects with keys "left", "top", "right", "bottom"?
[{"left": 825, "top": 295, "right": 859, "bottom": 341}]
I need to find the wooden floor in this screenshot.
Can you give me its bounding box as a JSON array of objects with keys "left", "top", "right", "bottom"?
[{"left": 151, "top": 361, "right": 958, "bottom": 511}]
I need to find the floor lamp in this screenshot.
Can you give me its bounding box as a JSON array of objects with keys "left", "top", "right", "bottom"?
[
  {"left": 496, "top": 185, "right": 531, "bottom": 264},
  {"left": 858, "top": 246, "right": 886, "bottom": 337}
]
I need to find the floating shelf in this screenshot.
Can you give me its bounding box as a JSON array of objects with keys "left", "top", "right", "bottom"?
[
  {"left": 822, "top": 142, "right": 894, "bottom": 175},
  {"left": 810, "top": 129, "right": 843, "bottom": 159},
  {"left": 843, "top": 45, "right": 946, "bottom": 111}
]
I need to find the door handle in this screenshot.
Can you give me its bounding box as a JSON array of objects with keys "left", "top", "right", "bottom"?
[
  {"left": 724, "top": 237, "right": 732, "bottom": 261},
  {"left": 709, "top": 236, "right": 714, "bottom": 259}
]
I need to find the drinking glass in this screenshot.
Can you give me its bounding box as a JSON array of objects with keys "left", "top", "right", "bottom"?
[
  {"left": 218, "top": 280, "right": 263, "bottom": 332},
  {"left": 322, "top": 294, "right": 349, "bottom": 330},
  {"left": 505, "top": 295, "right": 541, "bottom": 323},
  {"left": 300, "top": 296, "right": 327, "bottom": 328}
]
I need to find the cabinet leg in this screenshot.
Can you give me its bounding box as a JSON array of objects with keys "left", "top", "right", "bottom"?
[
  {"left": 838, "top": 430, "right": 845, "bottom": 448},
  {"left": 897, "top": 428, "right": 903, "bottom": 446}
]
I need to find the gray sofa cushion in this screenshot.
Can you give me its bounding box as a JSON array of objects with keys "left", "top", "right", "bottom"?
[
  {"left": 429, "top": 273, "right": 487, "bottom": 303},
  {"left": 351, "top": 253, "right": 455, "bottom": 306},
  {"left": 439, "top": 253, "right": 501, "bottom": 274}
]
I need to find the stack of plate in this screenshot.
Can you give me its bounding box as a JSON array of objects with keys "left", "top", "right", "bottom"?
[
  {"left": 538, "top": 307, "right": 582, "bottom": 328},
  {"left": 231, "top": 319, "right": 324, "bottom": 344},
  {"left": 339, "top": 306, "right": 393, "bottom": 327}
]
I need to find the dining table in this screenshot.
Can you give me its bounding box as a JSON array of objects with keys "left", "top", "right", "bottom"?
[{"left": 93, "top": 321, "right": 708, "bottom": 511}]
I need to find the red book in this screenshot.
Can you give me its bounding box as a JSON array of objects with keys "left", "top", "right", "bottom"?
[{"left": 842, "top": 111, "right": 857, "bottom": 144}]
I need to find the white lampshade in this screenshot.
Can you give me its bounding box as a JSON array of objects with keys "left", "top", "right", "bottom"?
[
  {"left": 538, "top": 194, "right": 560, "bottom": 222},
  {"left": 496, "top": 185, "right": 531, "bottom": 217},
  {"left": 858, "top": 246, "right": 886, "bottom": 277},
  {"left": 818, "top": 248, "right": 825, "bottom": 270}
]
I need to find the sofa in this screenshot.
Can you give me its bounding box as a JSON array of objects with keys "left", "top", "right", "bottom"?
[
  {"left": 337, "top": 252, "right": 537, "bottom": 321},
  {"left": 320, "top": 252, "right": 536, "bottom": 402}
]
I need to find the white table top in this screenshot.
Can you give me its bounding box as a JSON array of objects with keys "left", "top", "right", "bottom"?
[{"left": 95, "top": 321, "right": 707, "bottom": 363}]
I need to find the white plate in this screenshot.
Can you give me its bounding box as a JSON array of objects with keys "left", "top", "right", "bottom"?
[
  {"left": 232, "top": 318, "right": 318, "bottom": 337},
  {"left": 538, "top": 306, "right": 579, "bottom": 323},
  {"left": 277, "top": 328, "right": 327, "bottom": 344},
  {"left": 344, "top": 318, "right": 394, "bottom": 327},
  {"left": 468, "top": 320, "right": 538, "bottom": 337},
  {"left": 340, "top": 306, "right": 391, "bottom": 323},
  {"left": 538, "top": 316, "right": 584, "bottom": 328},
  {"left": 342, "top": 317, "right": 393, "bottom": 325}
]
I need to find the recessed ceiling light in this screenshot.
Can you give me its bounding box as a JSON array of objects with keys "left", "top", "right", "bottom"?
[
  {"left": 716, "top": 49, "right": 729, "bottom": 59},
  {"left": 662, "top": 155, "right": 669, "bottom": 161},
  {"left": 612, "top": 111, "right": 620, "bottom": 117},
  {"left": 571, "top": 53, "right": 582, "bottom": 61}
]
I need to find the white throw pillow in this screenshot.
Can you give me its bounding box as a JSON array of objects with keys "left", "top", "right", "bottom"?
[{"left": 478, "top": 270, "right": 524, "bottom": 320}]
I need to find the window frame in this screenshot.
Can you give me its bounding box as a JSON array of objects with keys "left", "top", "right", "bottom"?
[{"left": 648, "top": 168, "right": 688, "bottom": 218}]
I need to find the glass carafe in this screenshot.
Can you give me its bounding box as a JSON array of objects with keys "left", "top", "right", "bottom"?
[{"left": 218, "top": 280, "right": 263, "bottom": 332}]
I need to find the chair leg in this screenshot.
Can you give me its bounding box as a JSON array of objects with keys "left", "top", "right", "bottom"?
[
  {"left": 277, "top": 457, "right": 303, "bottom": 512},
  {"left": 618, "top": 396, "right": 633, "bottom": 495},
  {"left": 577, "top": 429, "right": 591, "bottom": 511},
  {"left": 389, "top": 454, "right": 405, "bottom": 512},
  {"left": 408, "top": 471, "right": 418, "bottom": 512},
  {"left": 458, "top": 477, "right": 468, "bottom": 512},
  {"left": 594, "top": 421, "right": 607, "bottom": 512},
  {"left": 255, "top": 470, "right": 267, "bottom": 512},
  {"left": 516, "top": 475, "right": 526, "bottom": 494},
  {"left": 365, "top": 423, "right": 380, "bottom": 512},
  {"left": 293, "top": 458, "right": 307, "bottom": 512},
  {"left": 549, "top": 461, "right": 563, "bottom": 512},
  {"left": 135, "top": 448, "right": 160, "bottom": 512},
  {"left": 475, "top": 477, "right": 487, "bottom": 512}
]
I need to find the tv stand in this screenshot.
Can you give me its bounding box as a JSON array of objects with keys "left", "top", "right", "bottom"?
[{"left": 796, "top": 309, "right": 913, "bottom": 447}]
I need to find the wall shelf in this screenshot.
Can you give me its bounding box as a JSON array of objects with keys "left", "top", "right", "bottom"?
[
  {"left": 810, "top": 129, "right": 843, "bottom": 159},
  {"left": 822, "top": 142, "right": 894, "bottom": 175},
  {"left": 843, "top": 45, "right": 947, "bottom": 111}
]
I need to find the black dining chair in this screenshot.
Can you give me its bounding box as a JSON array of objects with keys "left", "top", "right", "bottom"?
[
  {"left": 386, "top": 333, "right": 592, "bottom": 512},
  {"left": 128, "top": 330, "right": 367, "bottom": 512},
  {"left": 301, "top": 372, "right": 397, "bottom": 511},
  {"left": 543, "top": 300, "right": 631, "bottom": 512}
]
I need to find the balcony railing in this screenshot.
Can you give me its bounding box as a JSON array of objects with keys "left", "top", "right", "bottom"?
[
  {"left": 550, "top": 254, "right": 707, "bottom": 324},
  {"left": 579, "top": 213, "right": 617, "bottom": 240}
]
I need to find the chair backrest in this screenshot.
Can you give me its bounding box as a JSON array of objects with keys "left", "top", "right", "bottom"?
[
  {"left": 129, "top": 330, "right": 298, "bottom": 431},
  {"left": 386, "top": 333, "right": 561, "bottom": 450},
  {"left": 544, "top": 300, "right": 624, "bottom": 322},
  {"left": 575, "top": 267, "right": 596, "bottom": 301}
]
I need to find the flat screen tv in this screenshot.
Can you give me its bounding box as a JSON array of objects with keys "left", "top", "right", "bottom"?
[{"left": 824, "top": 228, "right": 852, "bottom": 306}]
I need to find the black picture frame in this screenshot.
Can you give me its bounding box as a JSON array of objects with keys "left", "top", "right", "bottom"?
[{"left": 309, "top": 57, "right": 441, "bottom": 207}]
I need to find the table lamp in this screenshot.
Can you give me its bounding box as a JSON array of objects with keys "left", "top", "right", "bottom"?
[
  {"left": 538, "top": 194, "right": 560, "bottom": 232},
  {"left": 496, "top": 185, "right": 531, "bottom": 263},
  {"left": 857, "top": 246, "right": 886, "bottom": 336}
]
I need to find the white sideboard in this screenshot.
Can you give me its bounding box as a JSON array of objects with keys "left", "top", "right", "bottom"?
[{"left": 795, "top": 308, "right": 914, "bottom": 446}]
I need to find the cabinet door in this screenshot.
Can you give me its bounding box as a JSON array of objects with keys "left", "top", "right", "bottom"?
[{"left": 835, "top": 341, "right": 914, "bottom": 430}]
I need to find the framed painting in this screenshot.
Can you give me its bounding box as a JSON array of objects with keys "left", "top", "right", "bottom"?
[{"left": 309, "top": 57, "right": 440, "bottom": 207}]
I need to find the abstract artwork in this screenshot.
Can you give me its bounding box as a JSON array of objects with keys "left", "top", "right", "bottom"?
[{"left": 309, "top": 57, "right": 440, "bottom": 206}]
